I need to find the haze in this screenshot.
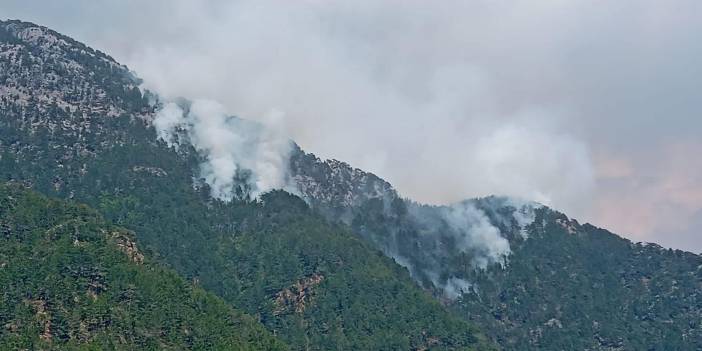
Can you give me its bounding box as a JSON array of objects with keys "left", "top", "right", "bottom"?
[{"left": 2, "top": 0, "right": 701, "bottom": 252}]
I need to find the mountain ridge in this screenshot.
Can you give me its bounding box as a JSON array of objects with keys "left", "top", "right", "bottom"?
[
  {"left": 0, "top": 19, "right": 493, "bottom": 350},
  {"left": 1, "top": 19, "right": 700, "bottom": 350},
  {"left": 290, "top": 146, "right": 702, "bottom": 349}
]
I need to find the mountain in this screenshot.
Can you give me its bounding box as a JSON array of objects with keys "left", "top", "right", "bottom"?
[
  {"left": 290, "top": 139, "right": 702, "bottom": 350},
  {"left": 1, "top": 18, "right": 700, "bottom": 350},
  {"left": 0, "top": 183, "right": 286, "bottom": 350},
  {"left": 0, "top": 20, "right": 493, "bottom": 350}
]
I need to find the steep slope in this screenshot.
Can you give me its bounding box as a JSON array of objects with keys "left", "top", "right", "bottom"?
[
  {"left": 0, "top": 20, "right": 493, "bottom": 350},
  {"left": 290, "top": 142, "right": 702, "bottom": 349},
  {"left": 290, "top": 150, "right": 537, "bottom": 295},
  {"left": 455, "top": 206, "right": 702, "bottom": 350},
  {"left": 0, "top": 183, "right": 285, "bottom": 350}
]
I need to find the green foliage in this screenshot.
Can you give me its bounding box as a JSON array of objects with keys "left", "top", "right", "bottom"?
[
  {"left": 72, "top": 142, "right": 492, "bottom": 350},
  {"left": 0, "top": 20, "right": 493, "bottom": 349},
  {"left": 0, "top": 127, "right": 493, "bottom": 349},
  {"left": 210, "top": 191, "right": 491, "bottom": 350},
  {"left": 0, "top": 183, "right": 286, "bottom": 350},
  {"left": 454, "top": 208, "right": 702, "bottom": 350}
]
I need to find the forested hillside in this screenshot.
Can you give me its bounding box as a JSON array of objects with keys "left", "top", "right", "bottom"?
[
  {"left": 455, "top": 205, "right": 702, "bottom": 350},
  {"left": 292, "top": 149, "right": 702, "bottom": 350},
  {"left": 0, "top": 183, "right": 286, "bottom": 350},
  {"left": 0, "top": 20, "right": 493, "bottom": 350}
]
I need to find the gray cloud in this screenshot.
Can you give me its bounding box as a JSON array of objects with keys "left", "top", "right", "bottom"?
[{"left": 2, "top": 0, "right": 701, "bottom": 252}]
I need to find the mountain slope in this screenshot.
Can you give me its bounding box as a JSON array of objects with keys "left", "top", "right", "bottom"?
[
  {"left": 0, "top": 20, "right": 493, "bottom": 350},
  {"left": 0, "top": 183, "right": 286, "bottom": 350},
  {"left": 3, "top": 18, "right": 700, "bottom": 351},
  {"left": 290, "top": 144, "right": 702, "bottom": 349},
  {"left": 455, "top": 206, "right": 702, "bottom": 350}
]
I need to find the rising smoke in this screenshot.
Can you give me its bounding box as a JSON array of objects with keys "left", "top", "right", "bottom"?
[
  {"left": 153, "top": 95, "right": 542, "bottom": 300},
  {"left": 4, "top": 0, "right": 702, "bottom": 251},
  {"left": 365, "top": 197, "right": 541, "bottom": 299},
  {"left": 154, "top": 99, "right": 294, "bottom": 200},
  {"left": 438, "top": 201, "right": 512, "bottom": 269}
]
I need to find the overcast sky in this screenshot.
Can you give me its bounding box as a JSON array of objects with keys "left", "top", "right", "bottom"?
[{"left": 2, "top": 0, "right": 701, "bottom": 252}]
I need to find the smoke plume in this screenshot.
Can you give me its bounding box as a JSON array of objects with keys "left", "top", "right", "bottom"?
[
  {"left": 154, "top": 99, "right": 294, "bottom": 200},
  {"left": 439, "top": 201, "right": 512, "bottom": 269},
  {"left": 5, "top": 0, "right": 700, "bottom": 250},
  {"left": 374, "top": 197, "right": 541, "bottom": 299}
]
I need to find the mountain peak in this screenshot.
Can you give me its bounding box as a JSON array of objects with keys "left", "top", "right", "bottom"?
[
  {"left": 0, "top": 19, "right": 147, "bottom": 121},
  {"left": 1, "top": 19, "right": 121, "bottom": 68}
]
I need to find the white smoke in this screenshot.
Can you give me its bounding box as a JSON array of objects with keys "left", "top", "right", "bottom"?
[
  {"left": 474, "top": 196, "right": 543, "bottom": 239},
  {"left": 152, "top": 101, "right": 186, "bottom": 148},
  {"left": 507, "top": 198, "right": 542, "bottom": 239},
  {"left": 443, "top": 277, "right": 474, "bottom": 300},
  {"left": 439, "top": 202, "right": 512, "bottom": 269},
  {"left": 472, "top": 122, "right": 595, "bottom": 216},
  {"left": 381, "top": 197, "right": 541, "bottom": 299},
  {"left": 384, "top": 197, "right": 542, "bottom": 299},
  {"left": 6, "top": 0, "right": 702, "bottom": 251},
  {"left": 153, "top": 99, "right": 294, "bottom": 200}
]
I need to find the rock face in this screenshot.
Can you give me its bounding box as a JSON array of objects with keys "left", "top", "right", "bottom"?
[
  {"left": 274, "top": 273, "right": 325, "bottom": 315},
  {"left": 0, "top": 20, "right": 148, "bottom": 122},
  {"left": 0, "top": 20, "right": 154, "bottom": 199},
  {"left": 289, "top": 147, "right": 398, "bottom": 222}
]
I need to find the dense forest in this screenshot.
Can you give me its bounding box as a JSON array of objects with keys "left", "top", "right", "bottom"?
[
  {"left": 0, "top": 183, "right": 286, "bottom": 350},
  {"left": 0, "top": 20, "right": 492, "bottom": 350}
]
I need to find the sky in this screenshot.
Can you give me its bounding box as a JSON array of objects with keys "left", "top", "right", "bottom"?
[{"left": 2, "top": 0, "right": 701, "bottom": 253}]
